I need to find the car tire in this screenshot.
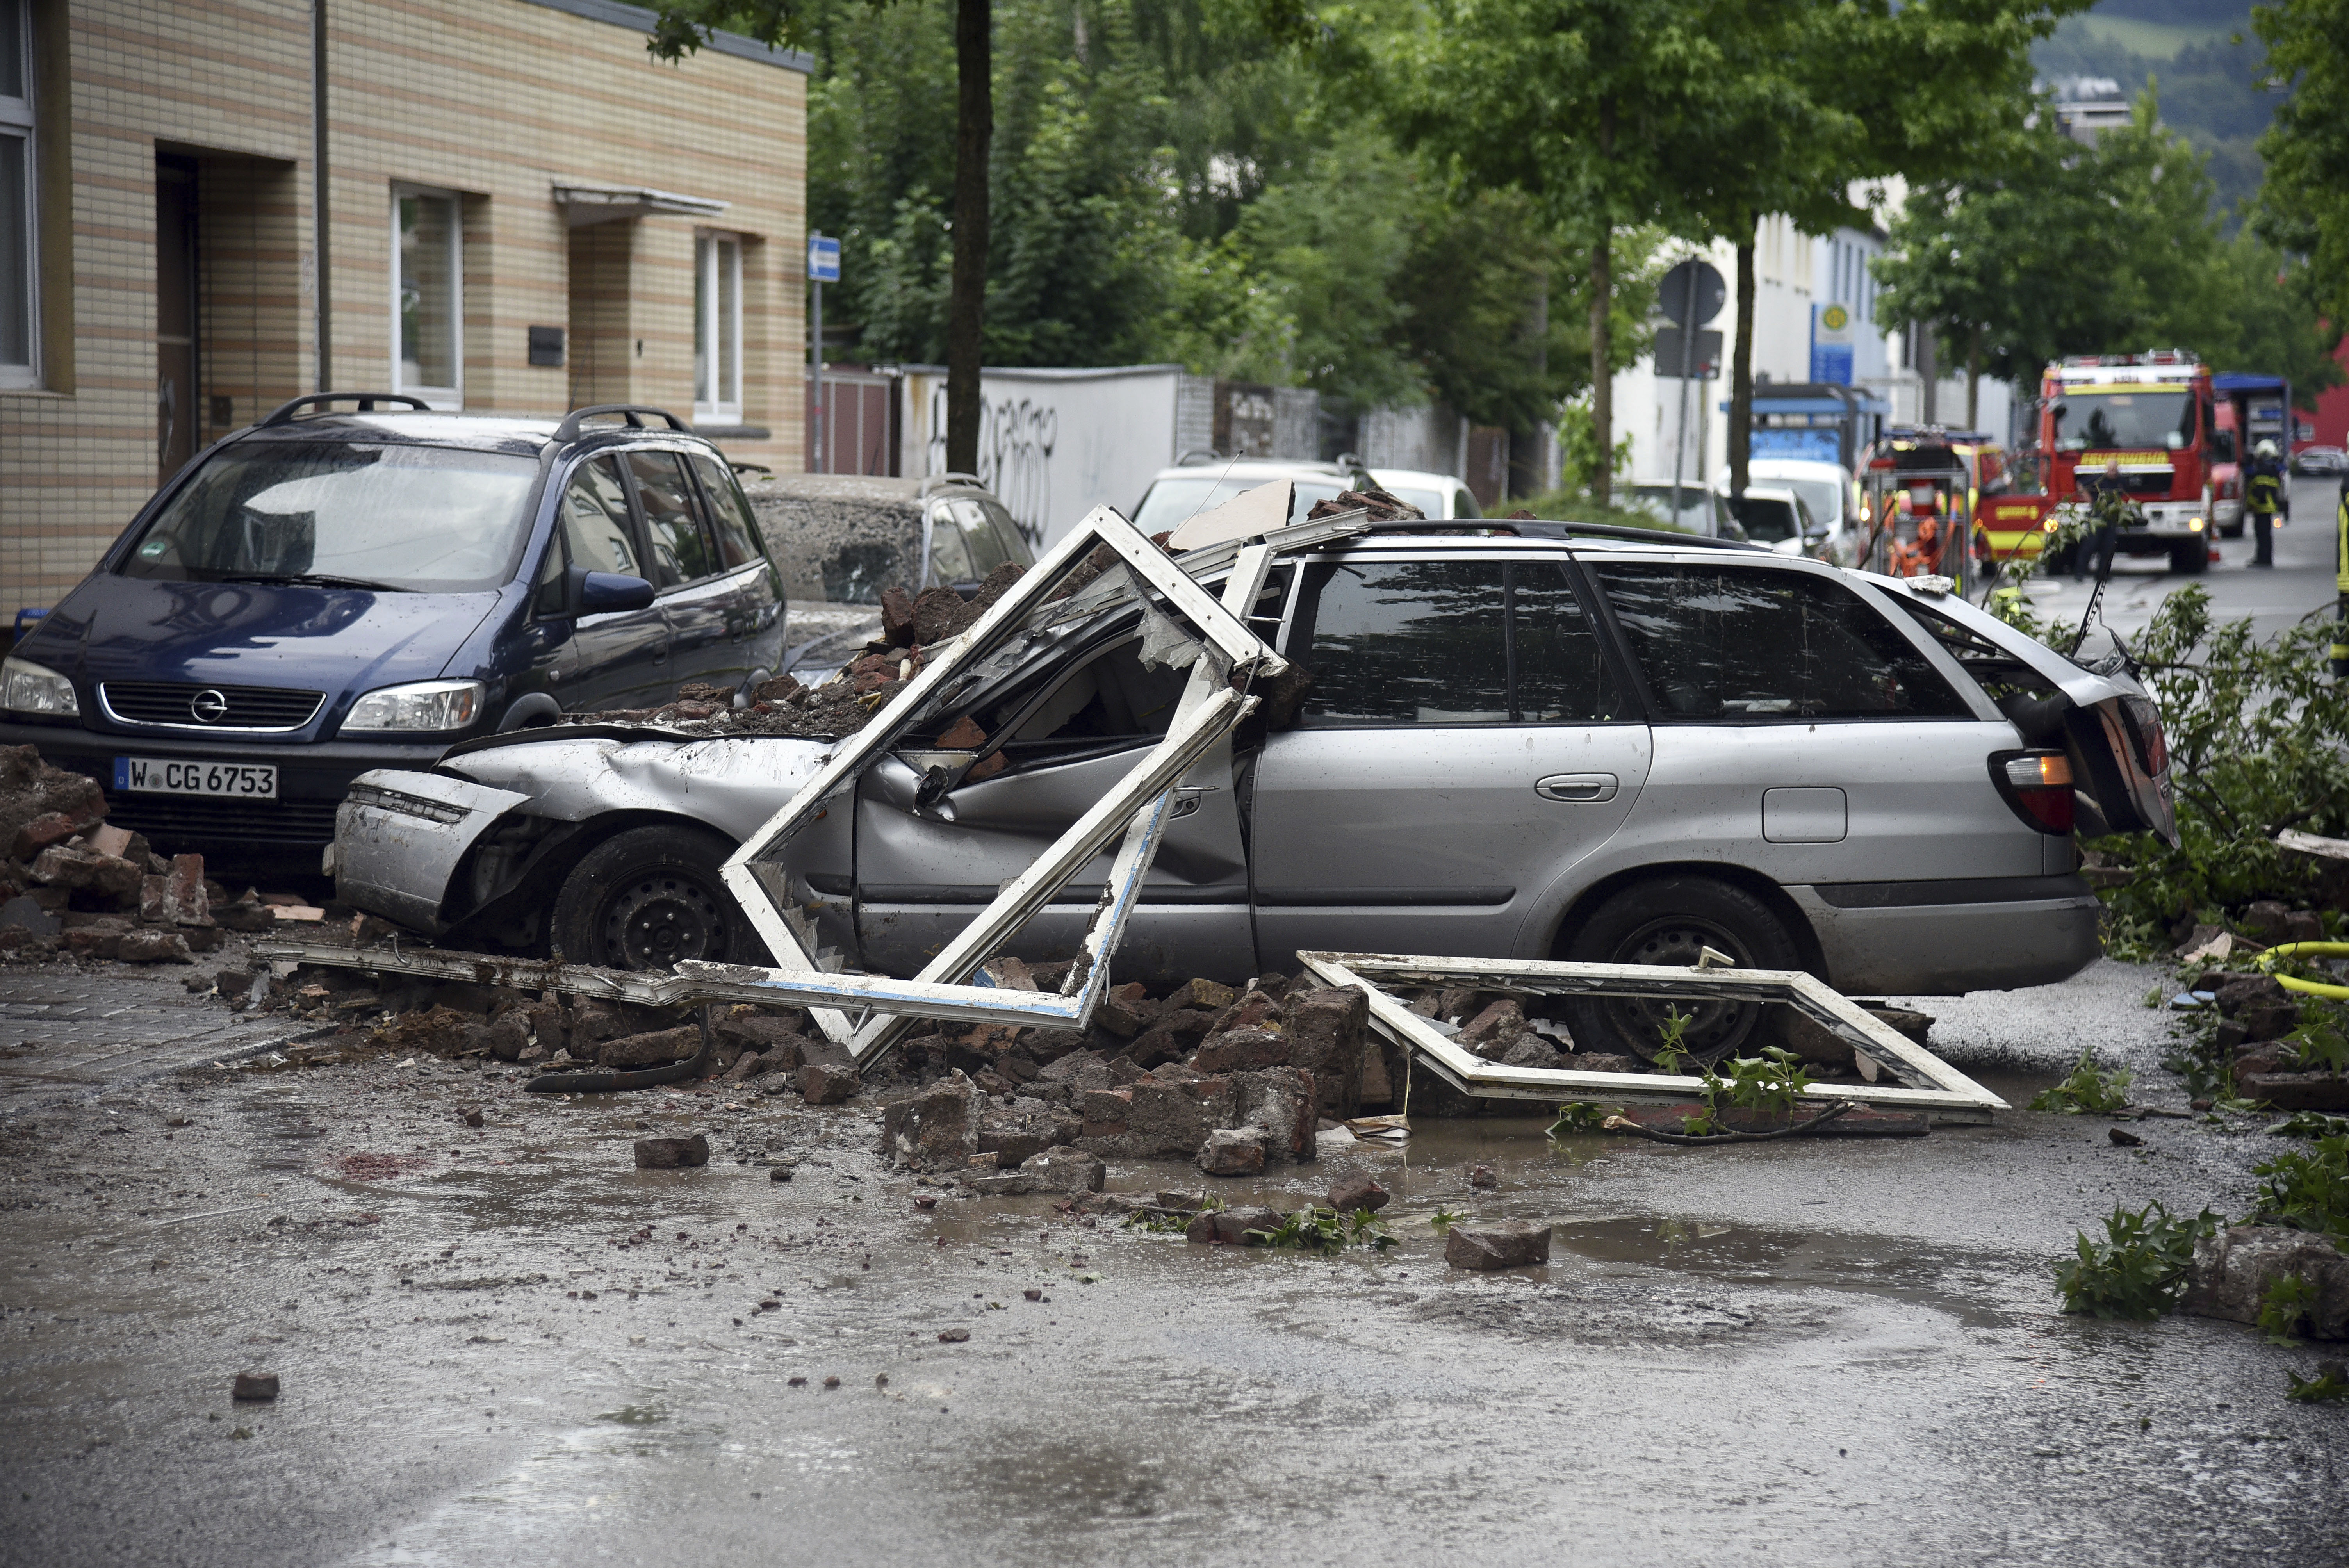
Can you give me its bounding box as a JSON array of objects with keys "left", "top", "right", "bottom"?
[
  {"left": 549, "top": 823, "right": 768, "bottom": 971},
  {"left": 2169, "top": 540, "right": 2208, "bottom": 575},
  {"left": 1558, "top": 875, "right": 1804, "bottom": 1065}
]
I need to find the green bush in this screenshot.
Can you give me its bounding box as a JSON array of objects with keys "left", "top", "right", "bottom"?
[
  {"left": 2053, "top": 1201, "right": 2221, "bottom": 1320},
  {"left": 2087, "top": 587, "right": 2349, "bottom": 933}
]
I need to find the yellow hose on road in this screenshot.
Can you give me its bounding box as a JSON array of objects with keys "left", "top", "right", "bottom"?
[{"left": 2251, "top": 941, "right": 2349, "bottom": 1000}]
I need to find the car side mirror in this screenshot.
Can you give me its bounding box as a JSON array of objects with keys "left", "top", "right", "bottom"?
[{"left": 579, "top": 571, "right": 655, "bottom": 613}]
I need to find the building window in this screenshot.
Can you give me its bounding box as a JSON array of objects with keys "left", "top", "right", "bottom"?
[
  {"left": 0, "top": 0, "right": 37, "bottom": 390},
  {"left": 694, "top": 231, "right": 740, "bottom": 424},
  {"left": 392, "top": 186, "right": 461, "bottom": 406}
]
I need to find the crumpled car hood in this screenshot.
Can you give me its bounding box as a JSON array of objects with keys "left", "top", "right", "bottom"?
[{"left": 444, "top": 732, "right": 837, "bottom": 843}]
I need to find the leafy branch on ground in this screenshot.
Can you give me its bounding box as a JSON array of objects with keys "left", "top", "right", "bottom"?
[
  {"left": 1547, "top": 1101, "right": 1613, "bottom": 1137},
  {"left": 1684, "top": 1047, "right": 1819, "bottom": 1136},
  {"left": 2030, "top": 1049, "right": 2135, "bottom": 1115},
  {"left": 2271, "top": 1112, "right": 2349, "bottom": 1140},
  {"left": 2084, "top": 588, "right": 2349, "bottom": 939},
  {"left": 1428, "top": 1206, "right": 1465, "bottom": 1231},
  {"left": 1650, "top": 1005, "right": 1695, "bottom": 1076},
  {"left": 2286, "top": 1363, "right": 2349, "bottom": 1402},
  {"left": 2249, "top": 1134, "right": 2349, "bottom": 1245},
  {"left": 1246, "top": 1206, "right": 1397, "bottom": 1254},
  {"left": 2053, "top": 1201, "right": 2220, "bottom": 1320},
  {"left": 2258, "top": 1273, "right": 2322, "bottom": 1345}
]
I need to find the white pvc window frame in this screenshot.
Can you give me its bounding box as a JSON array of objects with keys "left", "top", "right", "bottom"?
[
  {"left": 1296, "top": 951, "right": 2010, "bottom": 1123},
  {"left": 390, "top": 184, "right": 463, "bottom": 409},
  {"left": 0, "top": 0, "right": 36, "bottom": 392},
  {"left": 693, "top": 230, "right": 742, "bottom": 424}
]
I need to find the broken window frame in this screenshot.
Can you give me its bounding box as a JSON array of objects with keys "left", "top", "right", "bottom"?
[{"left": 1295, "top": 950, "right": 2010, "bottom": 1123}]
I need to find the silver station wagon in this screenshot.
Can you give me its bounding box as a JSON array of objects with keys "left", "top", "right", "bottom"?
[{"left": 330, "top": 522, "right": 2173, "bottom": 1060}]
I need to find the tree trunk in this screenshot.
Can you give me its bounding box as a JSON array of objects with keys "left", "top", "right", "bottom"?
[
  {"left": 946, "top": 0, "right": 992, "bottom": 476},
  {"left": 1918, "top": 325, "right": 1937, "bottom": 426},
  {"left": 1729, "top": 232, "right": 1755, "bottom": 499},
  {"left": 1965, "top": 322, "right": 1982, "bottom": 431}
]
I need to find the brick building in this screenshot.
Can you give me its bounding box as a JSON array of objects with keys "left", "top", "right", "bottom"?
[{"left": 0, "top": 0, "right": 808, "bottom": 620}]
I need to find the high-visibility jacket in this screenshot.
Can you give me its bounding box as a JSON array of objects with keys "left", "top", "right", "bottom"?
[{"left": 2248, "top": 461, "right": 2284, "bottom": 515}]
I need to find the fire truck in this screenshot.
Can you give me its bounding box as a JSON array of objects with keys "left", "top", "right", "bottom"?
[{"left": 1983, "top": 349, "right": 2217, "bottom": 576}]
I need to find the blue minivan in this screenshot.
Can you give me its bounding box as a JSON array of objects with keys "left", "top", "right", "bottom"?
[{"left": 0, "top": 395, "right": 785, "bottom": 875}]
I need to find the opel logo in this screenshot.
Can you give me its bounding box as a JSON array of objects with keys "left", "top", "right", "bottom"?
[{"left": 189, "top": 689, "right": 230, "bottom": 724}]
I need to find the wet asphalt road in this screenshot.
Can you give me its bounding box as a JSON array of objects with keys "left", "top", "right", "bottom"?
[
  {"left": 2014, "top": 472, "right": 2342, "bottom": 647},
  {"left": 2, "top": 956, "right": 2343, "bottom": 1568}
]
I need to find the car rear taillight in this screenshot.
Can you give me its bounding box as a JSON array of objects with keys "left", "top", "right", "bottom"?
[{"left": 1994, "top": 751, "right": 2075, "bottom": 834}]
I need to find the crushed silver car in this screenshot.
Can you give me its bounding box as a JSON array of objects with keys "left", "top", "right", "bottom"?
[{"left": 328, "top": 520, "right": 2174, "bottom": 1061}]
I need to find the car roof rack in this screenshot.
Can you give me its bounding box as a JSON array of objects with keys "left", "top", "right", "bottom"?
[
  {"left": 259, "top": 392, "right": 433, "bottom": 426},
  {"left": 552, "top": 404, "right": 693, "bottom": 443}
]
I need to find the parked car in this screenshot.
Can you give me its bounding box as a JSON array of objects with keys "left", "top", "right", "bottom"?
[
  {"left": 1718, "top": 486, "right": 1824, "bottom": 554},
  {"left": 332, "top": 520, "right": 2173, "bottom": 1060},
  {"left": 1621, "top": 481, "right": 1723, "bottom": 535},
  {"left": 1717, "top": 458, "right": 1858, "bottom": 562},
  {"left": 0, "top": 395, "right": 784, "bottom": 875},
  {"left": 2290, "top": 444, "right": 2347, "bottom": 477},
  {"left": 1132, "top": 456, "right": 1374, "bottom": 536},
  {"left": 741, "top": 472, "right": 1036, "bottom": 678},
  {"left": 1370, "top": 468, "right": 1483, "bottom": 521}
]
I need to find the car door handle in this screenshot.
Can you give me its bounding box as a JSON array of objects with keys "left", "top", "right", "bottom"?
[{"left": 1535, "top": 773, "right": 1619, "bottom": 803}]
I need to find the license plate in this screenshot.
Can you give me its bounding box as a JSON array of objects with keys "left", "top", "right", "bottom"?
[{"left": 113, "top": 757, "right": 278, "bottom": 799}]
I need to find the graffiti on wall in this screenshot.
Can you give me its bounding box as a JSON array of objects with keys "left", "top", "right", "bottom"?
[{"left": 925, "top": 384, "right": 1059, "bottom": 546}]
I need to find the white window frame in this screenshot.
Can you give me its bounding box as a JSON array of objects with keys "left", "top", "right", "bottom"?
[
  {"left": 693, "top": 230, "right": 742, "bottom": 425},
  {"left": 390, "top": 184, "right": 463, "bottom": 409},
  {"left": 0, "top": 0, "right": 38, "bottom": 392}
]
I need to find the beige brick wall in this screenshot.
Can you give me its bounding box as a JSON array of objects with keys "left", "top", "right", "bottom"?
[{"left": 0, "top": 0, "right": 806, "bottom": 616}]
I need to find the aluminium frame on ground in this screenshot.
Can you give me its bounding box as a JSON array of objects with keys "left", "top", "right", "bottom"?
[{"left": 1295, "top": 951, "right": 2009, "bottom": 1123}]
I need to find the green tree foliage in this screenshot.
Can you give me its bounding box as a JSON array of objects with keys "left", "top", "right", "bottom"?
[
  {"left": 1875, "top": 93, "right": 2342, "bottom": 401},
  {"left": 2254, "top": 0, "right": 2349, "bottom": 329}
]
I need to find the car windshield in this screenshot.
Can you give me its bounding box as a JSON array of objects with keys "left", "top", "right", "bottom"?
[
  {"left": 2052, "top": 390, "right": 2194, "bottom": 452},
  {"left": 123, "top": 442, "right": 538, "bottom": 592},
  {"left": 1132, "top": 476, "right": 1348, "bottom": 533}
]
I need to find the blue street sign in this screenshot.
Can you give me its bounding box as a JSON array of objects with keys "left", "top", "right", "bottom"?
[{"left": 807, "top": 234, "right": 841, "bottom": 283}]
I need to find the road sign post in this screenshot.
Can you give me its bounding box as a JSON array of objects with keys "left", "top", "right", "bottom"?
[
  {"left": 1660, "top": 259, "right": 1726, "bottom": 533},
  {"left": 808, "top": 233, "right": 841, "bottom": 473}
]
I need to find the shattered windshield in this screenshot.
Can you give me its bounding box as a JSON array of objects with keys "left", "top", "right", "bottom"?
[{"left": 122, "top": 442, "right": 538, "bottom": 592}]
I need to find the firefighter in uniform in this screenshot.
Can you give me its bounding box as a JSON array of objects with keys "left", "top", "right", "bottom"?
[
  {"left": 2247, "top": 438, "right": 2285, "bottom": 569},
  {"left": 2075, "top": 459, "right": 2129, "bottom": 582}
]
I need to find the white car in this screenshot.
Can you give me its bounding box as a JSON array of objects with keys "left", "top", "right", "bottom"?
[
  {"left": 1132, "top": 456, "right": 1372, "bottom": 535},
  {"left": 1716, "top": 459, "right": 1856, "bottom": 562},
  {"left": 1370, "top": 468, "right": 1483, "bottom": 520},
  {"left": 1622, "top": 481, "right": 1724, "bottom": 535},
  {"left": 1718, "top": 486, "right": 1823, "bottom": 555}
]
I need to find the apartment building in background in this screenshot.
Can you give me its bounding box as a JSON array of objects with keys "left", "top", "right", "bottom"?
[{"left": 0, "top": 0, "right": 807, "bottom": 620}]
